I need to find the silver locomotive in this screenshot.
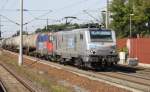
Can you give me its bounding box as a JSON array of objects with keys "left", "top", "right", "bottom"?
[{"left": 54, "top": 28, "right": 118, "bottom": 68}]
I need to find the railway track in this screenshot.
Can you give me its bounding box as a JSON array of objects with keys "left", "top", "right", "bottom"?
[
  {"left": 0, "top": 63, "right": 35, "bottom": 92},
  {"left": 96, "top": 72, "right": 150, "bottom": 91},
  {"left": 3, "top": 50, "right": 150, "bottom": 92},
  {"left": 100, "top": 66, "right": 150, "bottom": 81},
  {"left": 115, "top": 72, "right": 150, "bottom": 81},
  {"left": 0, "top": 80, "right": 7, "bottom": 92},
  {"left": 137, "top": 69, "right": 150, "bottom": 74}
]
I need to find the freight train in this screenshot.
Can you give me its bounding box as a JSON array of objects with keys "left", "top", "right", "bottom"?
[{"left": 0, "top": 28, "right": 118, "bottom": 69}]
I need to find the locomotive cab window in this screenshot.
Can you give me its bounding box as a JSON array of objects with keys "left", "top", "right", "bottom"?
[{"left": 90, "top": 30, "right": 112, "bottom": 42}]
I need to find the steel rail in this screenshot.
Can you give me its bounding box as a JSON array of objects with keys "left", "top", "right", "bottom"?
[
  {"left": 0, "top": 80, "right": 7, "bottom": 92},
  {"left": 0, "top": 64, "right": 35, "bottom": 92}
]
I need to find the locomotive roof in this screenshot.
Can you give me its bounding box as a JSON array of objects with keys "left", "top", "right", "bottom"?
[{"left": 56, "top": 28, "right": 112, "bottom": 33}]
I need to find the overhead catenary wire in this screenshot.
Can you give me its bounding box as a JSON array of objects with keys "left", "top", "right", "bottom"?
[
  {"left": 0, "top": 0, "right": 108, "bottom": 37},
  {"left": 24, "top": 10, "right": 52, "bottom": 25},
  {"left": 0, "top": 0, "right": 9, "bottom": 38},
  {"left": 25, "top": 10, "right": 52, "bottom": 20},
  {"left": 0, "top": 0, "right": 102, "bottom": 25},
  {"left": 83, "top": 10, "right": 101, "bottom": 23},
  {"left": 53, "top": 0, "right": 90, "bottom": 13},
  {"left": 0, "top": 14, "right": 19, "bottom": 25},
  {"left": 56, "top": 0, "right": 104, "bottom": 19},
  {"left": 58, "top": 0, "right": 106, "bottom": 24},
  {"left": 50, "top": 7, "right": 106, "bottom": 24},
  {"left": 0, "top": 0, "right": 89, "bottom": 13},
  {"left": 0, "top": 9, "right": 52, "bottom": 12},
  {"left": 23, "top": 0, "right": 91, "bottom": 25}
]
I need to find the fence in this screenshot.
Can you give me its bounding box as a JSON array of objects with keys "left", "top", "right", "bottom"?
[{"left": 117, "top": 38, "right": 150, "bottom": 64}]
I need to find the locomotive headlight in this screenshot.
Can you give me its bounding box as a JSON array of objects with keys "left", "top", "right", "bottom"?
[
  {"left": 110, "top": 50, "right": 116, "bottom": 54},
  {"left": 93, "top": 51, "right": 96, "bottom": 54},
  {"left": 90, "top": 50, "right": 94, "bottom": 53},
  {"left": 112, "top": 50, "right": 116, "bottom": 53},
  {"left": 90, "top": 50, "right": 93, "bottom": 53},
  {"left": 90, "top": 50, "right": 96, "bottom": 54}
]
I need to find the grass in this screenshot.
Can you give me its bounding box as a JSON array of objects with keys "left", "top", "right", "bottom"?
[{"left": 0, "top": 51, "right": 72, "bottom": 92}]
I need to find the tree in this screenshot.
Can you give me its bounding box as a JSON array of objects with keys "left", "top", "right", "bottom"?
[
  {"left": 12, "top": 30, "right": 28, "bottom": 37},
  {"left": 35, "top": 28, "right": 43, "bottom": 33},
  {"left": 35, "top": 23, "right": 80, "bottom": 33},
  {"left": 110, "top": 0, "right": 150, "bottom": 38}
]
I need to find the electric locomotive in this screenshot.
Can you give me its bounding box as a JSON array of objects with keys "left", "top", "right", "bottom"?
[{"left": 54, "top": 28, "right": 118, "bottom": 68}]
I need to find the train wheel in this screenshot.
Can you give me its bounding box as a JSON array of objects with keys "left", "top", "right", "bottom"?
[
  {"left": 111, "top": 62, "right": 114, "bottom": 66},
  {"left": 75, "top": 58, "right": 83, "bottom": 69},
  {"left": 83, "top": 62, "right": 91, "bottom": 70},
  {"left": 106, "top": 62, "right": 113, "bottom": 67},
  {"left": 59, "top": 58, "right": 66, "bottom": 65}
]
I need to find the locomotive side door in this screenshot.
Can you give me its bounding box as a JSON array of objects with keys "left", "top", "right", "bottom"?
[{"left": 76, "top": 31, "right": 85, "bottom": 56}]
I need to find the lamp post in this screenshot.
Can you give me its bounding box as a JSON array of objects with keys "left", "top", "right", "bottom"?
[
  {"left": 19, "top": 0, "right": 23, "bottom": 66},
  {"left": 106, "top": 0, "right": 109, "bottom": 29},
  {"left": 130, "top": 14, "right": 134, "bottom": 38},
  {"left": 101, "top": 10, "right": 107, "bottom": 28},
  {"left": 101, "top": 0, "right": 109, "bottom": 29},
  {"left": 129, "top": 13, "right": 134, "bottom": 58}
]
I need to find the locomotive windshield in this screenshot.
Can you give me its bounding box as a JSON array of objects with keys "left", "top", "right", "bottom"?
[{"left": 90, "top": 30, "right": 112, "bottom": 42}]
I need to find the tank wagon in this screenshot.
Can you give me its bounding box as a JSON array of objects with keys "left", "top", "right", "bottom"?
[
  {"left": 2, "top": 36, "right": 22, "bottom": 50},
  {"left": 54, "top": 28, "right": 118, "bottom": 68},
  {"left": 2, "top": 33, "right": 53, "bottom": 56},
  {"left": 0, "top": 39, "right": 3, "bottom": 48}
]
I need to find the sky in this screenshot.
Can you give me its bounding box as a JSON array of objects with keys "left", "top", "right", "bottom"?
[{"left": 0, "top": 0, "right": 107, "bottom": 38}]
